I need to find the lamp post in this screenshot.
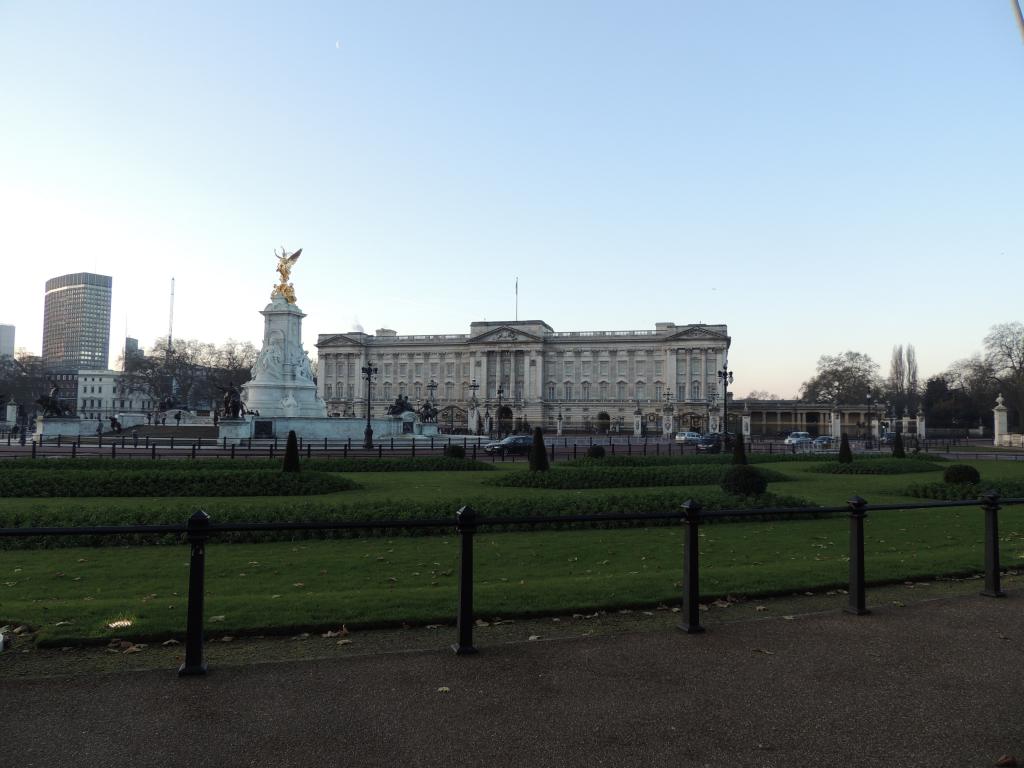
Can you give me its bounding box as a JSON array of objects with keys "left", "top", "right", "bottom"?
[
  {"left": 362, "top": 363, "right": 378, "bottom": 449},
  {"left": 557, "top": 406, "right": 563, "bottom": 436},
  {"left": 717, "top": 363, "right": 734, "bottom": 449},
  {"left": 496, "top": 384, "right": 504, "bottom": 439}
]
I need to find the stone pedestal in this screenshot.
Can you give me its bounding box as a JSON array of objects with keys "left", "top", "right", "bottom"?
[
  {"left": 33, "top": 417, "right": 82, "bottom": 444},
  {"left": 241, "top": 295, "right": 326, "bottom": 419},
  {"left": 993, "top": 394, "right": 1009, "bottom": 447},
  {"left": 662, "top": 411, "right": 674, "bottom": 438},
  {"left": 741, "top": 414, "right": 751, "bottom": 439},
  {"left": 916, "top": 409, "right": 926, "bottom": 440},
  {"left": 6, "top": 403, "right": 17, "bottom": 424}
]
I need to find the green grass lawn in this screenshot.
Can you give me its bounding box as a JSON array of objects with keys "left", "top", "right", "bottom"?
[{"left": 2, "top": 457, "right": 1023, "bottom": 645}]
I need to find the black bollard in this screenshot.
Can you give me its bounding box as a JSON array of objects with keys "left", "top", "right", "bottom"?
[
  {"left": 31, "top": 442, "right": 37, "bottom": 459},
  {"left": 981, "top": 491, "right": 1006, "bottom": 598},
  {"left": 679, "top": 499, "right": 704, "bottom": 634},
  {"left": 190, "top": 444, "right": 196, "bottom": 459},
  {"left": 230, "top": 444, "right": 235, "bottom": 459},
  {"left": 306, "top": 443, "right": 311, "bottom": 459},
  {"left": 151, "top": 445, "right": 157, "bottom": 460},
  {"left": 179, "top": 510, "right": 211, "bottom": 676},
  {"left": 845, "top": 496, "right": 869, "bottom": 615},
  {"left": 71, "top": 443, "right": 76, "bottom": 458},
  {"left": 452, "top": 505, "right": 479, "bottom": 655},
  {"left": 111, "top": 444, "right": 116, "bottom": 459}
]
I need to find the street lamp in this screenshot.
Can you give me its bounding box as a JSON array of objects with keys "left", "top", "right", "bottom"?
[
  {"left": 362, "top": 363, "right": 378, "bottom": 449},
  {"left": 717, "top": 363, "right": 734, "bottom": 449},
  {"left": 496, "top": 384, "right": 504, "bottom": 439}
]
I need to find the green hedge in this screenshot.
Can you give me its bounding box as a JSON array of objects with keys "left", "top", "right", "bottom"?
[
  {"left": 563, "top": 453, "right": 858, "bottom": 468},
  {"left": 0, "top": 469, "right": 357, "bottom": 498},
  {"left": 904, "top": 481, "right": 1024, "bottom": 501},
  {"left": 486, "top": 465, "right": 788, "bottom": 489},
  {"left": 0, "top": 457, "right": 494, "bottom": 473},
  {"left": 0, "top": 489, "right": 818, "bottom": 549},
  {"left": 805, "top": 459, "right": 942, "bottom": 475}
]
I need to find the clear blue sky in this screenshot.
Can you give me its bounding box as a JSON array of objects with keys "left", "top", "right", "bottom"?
[{"left": 2, "top": 1, "right": 1021, "bottom": 397}]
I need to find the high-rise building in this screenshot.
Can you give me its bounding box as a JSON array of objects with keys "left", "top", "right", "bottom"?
[
  {"left": 42, "top": 273, "right": 112, "bottom": 372},
  {"left": 0, "top": 324, "right": 14, "bottom": 358}
]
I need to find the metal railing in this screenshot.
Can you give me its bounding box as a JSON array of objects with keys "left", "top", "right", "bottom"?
[{"left": 0, "top": 493, "right": 1019, "bottom": 675}]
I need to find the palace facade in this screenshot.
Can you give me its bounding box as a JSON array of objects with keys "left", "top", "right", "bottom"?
[{"left": 316, "top": 320, "right": 730, "bottom": 433}]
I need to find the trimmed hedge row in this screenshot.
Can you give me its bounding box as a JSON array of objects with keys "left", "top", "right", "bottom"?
[
  {"left": 0, "top": 489, "right": 818, "bottom": 549},
  {"left": 0, "top": 469, "right": 357, "bottom": 498},
  {"left": 805, "top": 459, "right": 942, "bottom": 476},
  {"left": 485, "top": 465, "right": 788, "bottom": 489},
  {"left": 904, "top": 481, "right": 1024, "bottom": 501},
  {"left": 0, "top": 457, "right": 495, "bottom": 473},
  {"left": 561, "top": 453, "right": 900, "bottom": 468}
]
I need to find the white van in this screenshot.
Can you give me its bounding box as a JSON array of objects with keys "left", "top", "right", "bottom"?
[{"left": 675, "top": 431, "right": 702, "bottom": 445}]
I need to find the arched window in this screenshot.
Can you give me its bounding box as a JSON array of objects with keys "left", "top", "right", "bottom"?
[
  {"left": 617, "top": 382, "right": 627, "bottom": 400},
  {"left": 691, "top": 380, "right": 701, "bottom": 400},
  {"left": 325, "top": 384, "right": 333, "bottom": 399},
  {"left": 564, "top": 382, "right": 573, "bottom": 400},
  {"left": 599, "top": 382, "right": 608, "bottom": 399},
  {"left": 415, "top": 383, "right": 422, "bottom": 399},
  {"left": 548, "top": 383, "right": 556, "bottom": 400},
  {"left": 383, "top": 383, "right": 392, "bottom": 400},
  {"left": 636, "top": 382, "right": 646, "bottom": 400},
  {"left": 581, "top": 382, "right": 590, "bottom": 400},
  {"left": 445, "top": 382, "right": 454, "bottom": 400}
]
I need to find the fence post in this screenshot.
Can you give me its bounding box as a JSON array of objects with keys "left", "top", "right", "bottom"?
[
  {"left": 306, "top": 443, "right": 311, "bottom": 460},
  {"left": 57, "top": 434, "right": 62, "bottom": 447},
  {"left": 31, "top": 442, "right": 37, "bottom": 459},
  {"left": 230, "top": 444, "right": 235, "bottom": 459},
  {"left": 550, "top": 442, "right": 555, "bottom": 462},
  {"left": 151, "top": 445, "right": 157, "bottom": 460},
  {"left": 452, "top": 505, "right": 479, "bottom": 655},
  {"left": 111, "top": 444, "right": 116, "bottom": 459},
  {"left": 679, "top": 499, "right": 704, "bottom": 634},
  {"left": 179, "top": 510, "right": 211, "bottom": 676},
  {"left": 190, "top": 444, "right": 196, "bottom": 459},
  {"left": 121, "top": 435, "right": 126, "bottom": 448},
  {"left": 378, "top": 445, "right": 382, "bottom": 459},
  {"left": 170, "top": 436, "right": 174, "bottom": 450},
  {"left": 845, "top": 496, "right": 869, "bottom": 615},
  {"left": 980, "top": 491, "right": 1006, "bottom": 598},
  {"left": 71, "top": 443, "right": 76, "bottom": 459},
  {"left": 472, "top": 444, "right": 477, "bottom": 460}
]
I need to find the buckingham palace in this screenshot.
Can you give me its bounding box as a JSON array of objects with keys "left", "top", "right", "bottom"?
[{"left": 316, "top": 320, "right": 730, "bottom": 434}]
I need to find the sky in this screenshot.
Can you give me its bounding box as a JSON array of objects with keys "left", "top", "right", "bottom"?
[{"left": 2, "top": 1, "right": 1022, "bottom": 398}]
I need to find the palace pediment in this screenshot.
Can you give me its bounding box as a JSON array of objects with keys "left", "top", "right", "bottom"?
[
  {"left": 468, "top": 325, "right": 546, "bottom": 344},
  {"left": 664, "top": 325, "right": 730, "bottom": 342},
  {"left": 316, "top": 333, "right": 366, "bottom": 348}
]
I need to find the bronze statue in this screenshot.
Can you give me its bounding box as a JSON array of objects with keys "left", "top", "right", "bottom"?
[
  {"left": 417, "top": 401, "right": 438, "bottom": 423},
  {"left": 386, "top": 394, "right": 416, "bottom": 416},
  {"left": 217, "top": 382, "right": 242, "bottom": 419},
  {"left": 273, "top": 247, "right": 302, "bottom": 304},
  {"left": 36, "top": 381, "right": 67, "bottom": 418}
]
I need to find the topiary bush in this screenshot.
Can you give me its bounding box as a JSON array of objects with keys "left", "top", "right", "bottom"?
[
  {"left": 838, "top": 434, "right": 853, "bottom": 464},
  {"left": 892, "top": 432, "right": 906, "bottom": 459},
  {"left": 943, "top": 464, "right": 980, "bottom": 485},
  {"left": 586, "top": 444, "right": 606, "bottom": 459},
  {"left": 283, "top": 430, "right": 300, "bottom": 473},
  {"left": 529, "top": 427, "right": 550, "bottom": 472},
  {"left": 443, "top": 443, "right": 466, "bottom": 459},
  {"left": 731, "top": 432, "right": 748, "bottom": 465},
  {"left": 719, "top": 465, "right": 768, "bottom": 497}
]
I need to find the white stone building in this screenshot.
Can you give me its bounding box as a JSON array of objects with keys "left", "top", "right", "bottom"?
[
  {"left": 316, "top": 320, "right": 730, "bottom": 433},
  {"left": 76, "top": 369, "right": 156, "bottom": 425}
]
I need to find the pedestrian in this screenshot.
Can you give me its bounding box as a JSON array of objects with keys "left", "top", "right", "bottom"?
[
  {"left": 146, "top": 413, "right": 152, "bottom": 426},
  {"left": 161, "top": 415, "right": 166, "bottom": 426},
  {"left": 132, "top": 428, "right": 139, "bottom": 448},
  {"left": 175, "top": 411, "right": 182, "bottom": 427}
]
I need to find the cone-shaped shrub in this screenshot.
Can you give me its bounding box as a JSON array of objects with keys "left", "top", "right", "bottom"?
[
  {"left": 838, "top": 434, "right": 853, "bottom": 464},
  {"left": 283, "top": 430, "right": 300, "bottom": 473},
  {"left": 731, "top": 432, "right": 748, "bottom": 465},
  {"left": 529, "top": 427, "right": 550, "bottom": 472},
  {"left": 893, "top": 432, "right": 906, "bottom": 459}
]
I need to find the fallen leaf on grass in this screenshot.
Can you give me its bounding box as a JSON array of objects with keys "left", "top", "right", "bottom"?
[
  {"left": 293, "top": 583, "right": 305, "bottom": 588},
  {"left": 782, "top": 615, "right": 795, "bottom": 621},
  {"left": 528, "top": 635, "right": 541, "bottom": 641},
  {"left": 123, "top": 644, "right": 147, "bottom": 654},
  {"left": 337, "top": 639, "right": 353, "bottom": 646},
  {"left": 752, "top": 648, "right": 775, "bottom": 655},
  {"left": 162, "top": 639, "right": 180, "bottom": 646},
  {"left": 209, "top": 615, "right": 226, "bottom": 623},
  {"left": 291, "top": 633, "right": 310, "bottom": 641},
  {"left": 437, "top": 686, "right": 450, "bottom": 693},
  {"left": 754, "top": 606, "right": 768, "bottom": 612}
]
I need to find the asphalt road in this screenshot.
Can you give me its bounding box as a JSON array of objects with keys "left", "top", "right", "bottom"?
[{"left": 3, "top": 587, "right": 1023, "bottom": 768}]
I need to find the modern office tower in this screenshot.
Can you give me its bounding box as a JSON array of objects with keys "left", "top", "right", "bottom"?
[
  {"left": 0, "top": 324, "right": 14, "bottom": 358},
  {"left": 42, "top": 273, "right": 112, "bottom": 372}
]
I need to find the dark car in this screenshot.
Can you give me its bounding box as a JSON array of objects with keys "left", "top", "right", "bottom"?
[
  {"left": 483, "top": 434, "right": 534, "bottom": 455},
  {"left": 694, "top": 435, "right": 723, "bottom": 454}
]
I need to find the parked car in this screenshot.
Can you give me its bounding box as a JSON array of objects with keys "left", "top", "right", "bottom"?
[
  {"left": 482, "top": 434, "right": 534, "bottom": 455},
  {"left": 812, "top": 436, "right": 834, "bottom": 449},
  {"left": 675, "top": 431, "right": 702, "bottom": 445},
  {"left": 783, "top": 431, "right": 813, "bottom": 446},
  {"left": 694, "top": 435, "right": 723, "bottom": 454}
]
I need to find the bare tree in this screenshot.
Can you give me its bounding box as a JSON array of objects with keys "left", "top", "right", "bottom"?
[
  {"left": 889, "top": 345, "right": 906, "bottom": 414},
  {"left": 906, "top": 345, "right": 919, "bottom": 413},
  {"left": 983, "top": 322, "right": 1024, "bottom": 428}
]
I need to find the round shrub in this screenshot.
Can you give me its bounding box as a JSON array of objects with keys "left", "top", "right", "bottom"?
[
  {"left": 443, "top": 443, "right": 466, "bottom": 459},
  {"left": 719, "top": 465, "right": 768, "bottom": 497},
  {"left": 943, "top": 464, "right": 980, "bottom": 485},
  {"left": 587, "top": 444, "right": 606, "bottom": 459}
]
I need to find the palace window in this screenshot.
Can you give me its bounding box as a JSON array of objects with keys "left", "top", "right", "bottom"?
[
  {"left": 325, "top": 384, "right": 333, "bottom": 398},
  {"left": 581, "top": 382, "right": 590, "bottom": 400},
  {"left": 636, "top": 361, "right": 645, "bottom": 376},
  {"left": 636, "top": 382, "right": 646, "bottom": 400},
  {"left": 617, "top": 382, "right": 627, "bottom": 399},
  {"left": 445, "top": 382, "right": 454, "bottom": 400},
  {"left": 691, "top": 380, "right": 701, "bottom": 400},
  {"left": 548, "top": 383, "right": 556, "bottom": 400},
  {"left": 383, "top": 383, "right": 392, "bottom": 400},
  {"left": 564, "top": 382, "right": 573, "bottom": 400},
  {"left": 599, "top": 361, "right": 609, "bottom": 377},
  {"left": 599, "top": 382, "right": 608, "bottom": 399},
  {"left": 415, "top": 383, "right": 422, "bottom": 399}
]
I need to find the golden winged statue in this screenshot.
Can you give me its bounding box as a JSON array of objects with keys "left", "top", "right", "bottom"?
[{"left": 272, "top": 246, "right": 302, "bottom": 303}]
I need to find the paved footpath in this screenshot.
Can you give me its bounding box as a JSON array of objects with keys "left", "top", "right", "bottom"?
[{"left": 3, "top": 588, "right": 1024, "bottom": 768}]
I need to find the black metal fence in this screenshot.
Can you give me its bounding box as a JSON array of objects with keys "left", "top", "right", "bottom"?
[{"left": 0, "top": 493, "right": 1020, "bottom": 675}]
